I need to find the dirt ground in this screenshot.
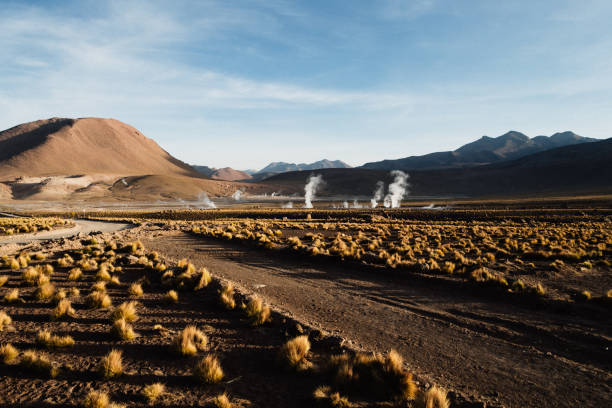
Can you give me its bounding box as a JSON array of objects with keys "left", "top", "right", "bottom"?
[{"left": 131, "top": 226, "right": 612, "bottom": 408}]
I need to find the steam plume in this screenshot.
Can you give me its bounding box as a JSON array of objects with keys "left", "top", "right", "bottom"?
[
  {"left": 304, "top": 174, "right": 323, "bottom": 209},
  {"left": 352, "top": 200, "right": 363, "bottom": 209},
  {"left": 371, "top": 181, "right": 384, "bottom": 208},
  {"left": 282, "top": 201, "right": 293, "bottom": 208},
  {"left": 196, "top": 192, "right": 216, "bottom": 209},
  {"left": 383, "top": 170, "right": 409, "bottom": 208},
  {"left": 232, "top": 190, "right": 243, "bottom": 201}
]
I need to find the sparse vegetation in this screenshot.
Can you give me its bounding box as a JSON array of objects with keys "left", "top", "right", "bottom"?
[
  {"left": 128, "top": 283, "right": 143, "bottom": 297},
  {"left": 35, "top": 329, "right": 75, "bottom": 348},
  {"left": 110, "top": 318, "right": 138, "bottom": 340},
  {"left": 19, "top": 349, "right": 59, "bottom": 377},
  {"left": 164, "top": 289, "right": 179, "bottom": 304},
  {"left": 0, "top": 343, "right": 19, "bottom": 364},
  {"left": 111, "top": 301, "right": 139, "bottom": 323},
  {"left": 193, "top": 354, "right": 224, "bottom": 384},
  {"left": 172, "top": 325, "right": 208, "bottom": 356},
  {"left": 51, "top": 299, "right": 76, "bottom": 319},
  {"left": 279, "top": 335, "right": 312, "bottom": 371},
  {"left": 99, "top": 349, "right": 123, "bottom": 378},
  {"left": 219, "top": 283, "right": 236, "bottom": 310},
  {"left": 86, "top": 291, "right": 112, "bottom": 309},
  {"left": 245, "top": 295, "right": 271, "bottom": 325},
  {"left": 0, "top": 311, "right": 12, "bottom": 331},
  {"left": 142, "top": 383, "right": 165, "bottom": 404}
]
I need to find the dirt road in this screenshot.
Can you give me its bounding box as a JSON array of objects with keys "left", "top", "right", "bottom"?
[
  {"left": 0, "top": 219, "right": 132, "bottom": 247},
  {"left": 141, "top": 231, "right": 612, "bottom": 408}
]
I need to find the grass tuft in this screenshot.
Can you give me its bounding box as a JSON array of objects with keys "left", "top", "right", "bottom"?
[
  {"left": 3, "top": 289, "right": 21, "bottom": 303},
  {"left": 219, "top": 283, "right": 236, "bottom": 310},
  {"left": 142, "top": 382, "right": 165, "bottom": 404},
  {"left": 99, "top": 349, "right": 123, "bottom": 378},
  {"left": 0, "top": 276, "right": 8, "bottom": 287},
  {"left": 19, "top": 349, "right": 59, "bottom": 378},
  {"left": 212, "top": 393, "right": 233, "bottom": 408},
  {"left": 111, "top": 301, "right": 139, "bottom": 323},
  {"left": 52, "top": 299, "right": 76, "bottom": 320},
  {"left": 68, "top": 267, "right": 83, "bottom": 281},
  {"left": 128, "top": 283, "right": 143, "bottom": 297},
  {"left": 245, "top": 295, "right": 271, "bottom": 326},
  {"left": 164, "top": 290, "right": 178, "bottom": 304},
  {"left": 110, "top": 318, "right": 138, "bottom": 340},
  {"left": 172, "top": 325, "right": 208, "bottom": 356},
  {"left": 86, "top": 291, "right": 112, "bottom": 309},
  {"left": 35, "top": 329, "right": 75, "bottom": 348},
  {"left": 418, "top": 386, "right": 450, "bottom": 408},
  {"left": 34, "top": 282, "right": 56, "bottom": 300},
  {"left": 0, "top": 311, "right": 12, "bottom": 331},
  {"left": 0, "top": 343, "right": 19, "bottom": 363},
  {"left": 193, "top": 355, "right": 223, "bottom": 384},
  {"left": 279, "top": 335, "right": 311, "bottom": 371}
]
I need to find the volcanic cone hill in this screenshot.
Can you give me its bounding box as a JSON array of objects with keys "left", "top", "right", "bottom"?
[
  {"left": 0, "top": 118, "right": 280, "bottom": 201},
  {"left": 0, "top": 117, "right": 198, "bottom": 178}
]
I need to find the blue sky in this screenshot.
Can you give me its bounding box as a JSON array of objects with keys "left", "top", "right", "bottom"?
[{"left": 1, "top": 0, "right": 611, "bottom": 170}]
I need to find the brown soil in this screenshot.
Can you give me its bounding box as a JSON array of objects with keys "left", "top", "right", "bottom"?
[
  {"left": 210, "top": 168, "right": 252, "bottom": 182},
  {"left": 136, "top": 227, "right": 612, "bottom": 408}
]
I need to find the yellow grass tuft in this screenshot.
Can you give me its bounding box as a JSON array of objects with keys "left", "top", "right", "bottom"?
[
  {"left": 245, "top": 295, "right": 271, "bottom": 326},
  {"left": 142, "top": 382, "right": 165, "bottom": 404},
  {"left": 172, "top": 325, "right": 208, "bottom": 356},
  {"left": 128, "top": 283, "right": 143, "bottom": 297},
  {"left": 109, "top": 276, "right": 121, "bottom": 287},
  {"left": 67, "top": 267, "right": 83, "bottom": 281},
  {"left": 0, "top": 311, "right": 11, "bottom": 331},
  {"left": 279, "top": 335, "right": 311, "bottom": 371},
  {"left": 87, "top": 291, "right": 112, "bottom": 309},
  {"left": 3, "top": 288, "right": 21, "bottom": 303},
  {"left": 83, "top": 389, "right": 126, "bottom": 408},
  {"left": 92, "top": 281, "right": 107, "bottom": 292},
  {"left": 34, "top": 282, "right": 55, "bottom": 300},
  {"left": 219, "top": 283, "right": 236, "bottom": 310},
  {"left": 313, "top": 386, "right": 353, "bottom": 407},
  {"left": 164, "top": 290, "right": 179, "bottom": 304},
  {"left": 35, "top": 329, "right": 75, "bottom": 348},
  {"left": 111, "top": 318, "right": 138, "bottom": 340},
  {"left": 194, "top": 268, "right": 212, "bottom": 290},
  {"left": 212, "top": 393, "right": 233, "bottom": 408},
  {"left": 0, "top": 343, "right": 19, "bottom": 364},
  {"left": 70, "top": 287, "right": 80, "bottom": 297},
  {"left": 0, "top": 276, "right": 8, "bottom": 287},
  {"left": 111, "top": 301, "right": 139, "bottom": 323},
  {"left": 51, "top": 299, "right": 76, "bottom": 319},
  {"left": 20, "top": 349, "right": 58, "bottom": 378},
  {"left": 22, "top": 267, "right": 40, "bottom": 286},
  {"left": 95, "top": 268, "right": 112, "bottom": 282},
  {"left": 193, "top": 355, "right": 224, "bottom": 384},
  {"left": 419, "top": 386, "right": 450, "bottom": 408},
  {"left": 99, "top": 349, "right": 123, "bottom": 378}
]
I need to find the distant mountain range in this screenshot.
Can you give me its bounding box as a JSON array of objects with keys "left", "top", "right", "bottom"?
[
  {"left": 192, "top": 159, "right": 352, "bottom": 182},
  {"left": 258, "top": 159, "right": 351, "bottom": 174},
  {"left": 265, "top": 137, "right": 612, "bottom": 197},
  {"left": 361, "top": 131, "right": 598, "bottom": 170}
]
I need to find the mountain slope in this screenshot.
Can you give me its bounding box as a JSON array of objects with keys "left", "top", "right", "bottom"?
[
  {"left": 265, "top": 138, "right": 612, "bottom": 197},
  {"left": 258, "top": 159, "right": 351, "bottom": 174},
  {"left": 361, "top": 131, "right": 598, "bottom": 170},
  {"left": 0, "top": 117, "right": 200, "bottom": 178},
  {"left": 210, "top": 167, "right": 252, "bottom": 181}
]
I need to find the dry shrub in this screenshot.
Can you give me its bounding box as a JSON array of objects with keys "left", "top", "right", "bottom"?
[
  {"left": 0, "top": 311, "right": 11, "bottom": 331},
  {"left": 111, "top": 301, "right": 139, "bottom": 323},
  {"left": 109, "top": 276, "right": 121, "bottom": 287},
  {"left": 219, "top": 283, "right": 236, "bottom": 310},
  {"left": 279, "top": 335, "right": 311, "bottom": 371},
  {"left": 172, "top": 325, "right": 208, "bottom": 356},
  {"left": 417, "top": 386, "right": 450, "bottom": 408},
  {"left": 194, "top": 268, "right": 212, "bottom": 290},
  {"left": 245, "top": 295, "right": 270, "bottom": 326},
  {"left": 325, "top": 349, "right": 417, "bottom": 401},
  {"left": 70, "top": 287, "right": 80, "bottom": 297},
  {"left": 51, "top": 299, "right": 76, "bottom": 319},
  {"left": 22, "top": 267, "right": 40, "bottom": 286},
  {"left": 193, "top": 355, "right": 223, "bottom": 384},
  {"left": 313, "top": 386, "right": 353, "bottom": 407},
  {"left": 0, "top": 343, "right": 19, "bottom": 363},
  {"left": 99, "top": 349, "right": 123, "bottom": 378},
  {"left": 87, "top": 291, "right": 112, "bottom": 309},
  {"left": 0, "top": 276, "right": 8, "bottom": 287},
  {"left": 83, "top": 390, "right": 126, "bottom": 408},
  {"left": 128, "top": 283, "right": 143, "bottom": 297},
  {"left": 212, "top": 393, "right": 233, "bottom": 408},
  {"left": 34, "top": 282, "right": 55, "bottom": 300},
  {"left": 35, "top": 329, "right": 75, "bottom": 348},
  {"left": 111, "top": 318, "right": 138, "bottom": 340},
  {"left": 20, "top": 349, "right": 58, "bottom": 378},
  {"left": 96, "top": 268, "right": 112, "bottom": 282},
  {"left": 142, "top": 382, "right": 165, "bottom": 404},
  {"left": 164, "top": 290, "right": 179, "bottom": 304},
  {"left": 3, "top": 288, "right": 21, "bottom": 303},
  {"left": 53, "top": 289, "right": 67, "bottom": 304},
  {"left": 92, "top": 281, "right": 107, "bottom": 292},
  {"left": 67, "top": 267, "right": 82, "bottom": 281}
]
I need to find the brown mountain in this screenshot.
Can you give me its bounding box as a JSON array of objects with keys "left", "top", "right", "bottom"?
[
  {"left": 210, "top": 167, "right": 252, "bottom": 181},
  {"left": 0, "top": 117, "right": 199, "bottom": 178}
]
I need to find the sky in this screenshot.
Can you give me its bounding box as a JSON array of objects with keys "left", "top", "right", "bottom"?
[{"left": 1, "top": 0, "right": 611, "bottom": 170}]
